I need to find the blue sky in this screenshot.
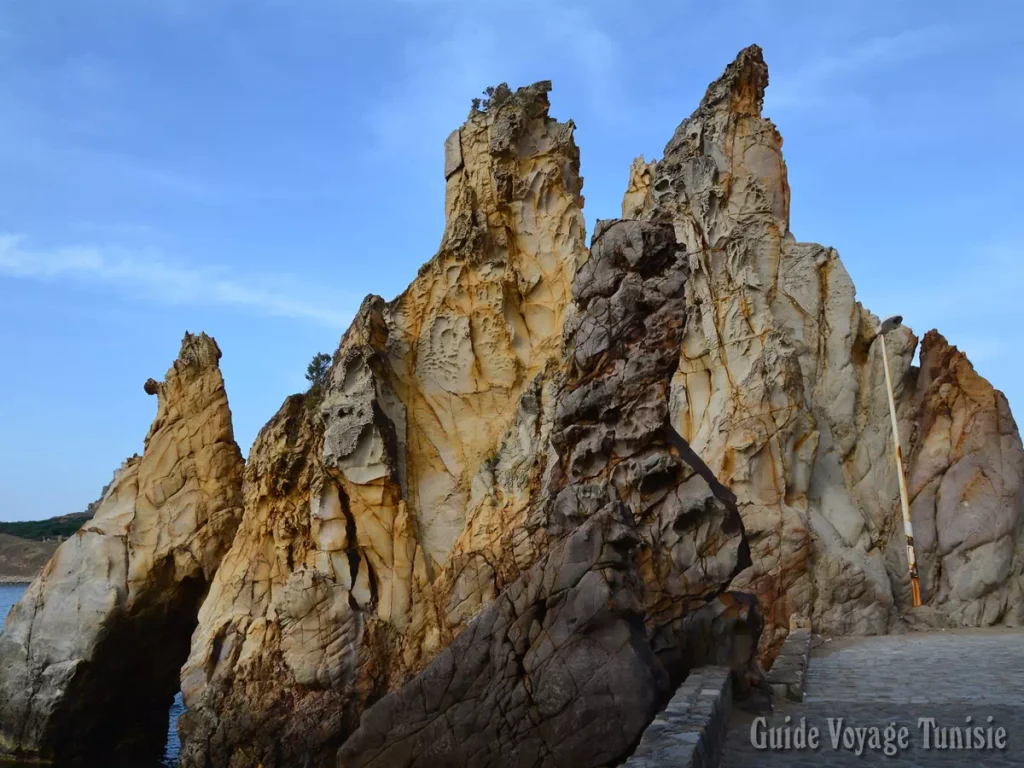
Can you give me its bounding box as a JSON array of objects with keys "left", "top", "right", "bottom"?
[{"left": 1, "top": 0, "right": 1022, "bottom": 521}]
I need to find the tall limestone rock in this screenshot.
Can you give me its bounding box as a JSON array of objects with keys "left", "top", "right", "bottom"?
[
  {"left": 177, "top": 393, "right": 343, "bottom": 767},
  {"left": 179, "top": 84, "right": 758, "bottom": 768},
  {"left": 178, "top": 47, "right": 1024, "bottom": 768},
  {"left": 179, "top": 82, "right": 589, "bottom": 768},
  {"left": 0, "top": 333, "right": 244, "bottom": 763},
  {"left": 627, "top": 45, "right": 1024, "bottom": 655}
]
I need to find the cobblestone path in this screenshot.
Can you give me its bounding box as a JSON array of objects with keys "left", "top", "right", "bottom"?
[{"left": 721, "top": 629, "right": 1024, "bottom": 767}]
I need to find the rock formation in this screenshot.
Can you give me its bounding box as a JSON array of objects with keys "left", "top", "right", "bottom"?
[
  {"left": 178, "top": 87, "right": 758, "bottom": 768},
  {"left": 0, "top": 333, "right": 244, "bottom": 763},
  {"left": 179, "top": 81, "right": 589, "bottom": 768},
  {"left": 177, "top": 393, "right": 346, "bottom": 768},
  {"left": 333, "top": 217, "right": 761, "bottom": 768},
  {"left": 177, "top": 45, "right": 1023, "bottom": 768},
  {"left": 626, "top": 45, "right": 1024, "bottom": 654},
  {"left": 336, "top": 507, "right": 668, "bottom": 768},
  {"left": 2, "top": 43, "right": 1021, "bottom": 768}
]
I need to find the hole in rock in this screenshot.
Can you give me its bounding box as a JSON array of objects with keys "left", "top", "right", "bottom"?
[
  {"left": 44, "top": 574, "right": 205, "bottom": 766},
  {"left": 162, "top": 692, "right": 185, "bottom": 767}
]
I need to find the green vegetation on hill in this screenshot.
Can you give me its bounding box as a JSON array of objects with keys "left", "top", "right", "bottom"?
[{"left": 0, "top": 513, "right": 91, "bottom": 541}]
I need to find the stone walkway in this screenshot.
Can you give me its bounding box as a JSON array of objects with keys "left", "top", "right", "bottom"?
[{"left": 721, "top": 629, "right": 1024, "bottom": 767}]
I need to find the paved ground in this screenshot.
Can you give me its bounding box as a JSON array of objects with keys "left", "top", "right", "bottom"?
[{"left": 721, "top": 629, "right": 1024, "bottom": 767}]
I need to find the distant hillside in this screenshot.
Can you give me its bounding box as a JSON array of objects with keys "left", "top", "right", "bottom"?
[
  {"left": 0, "top": 512, "right": 91, "bottom": 542},
  {"left": 0, "top": 534, "right": 59, "bottom": 583}
]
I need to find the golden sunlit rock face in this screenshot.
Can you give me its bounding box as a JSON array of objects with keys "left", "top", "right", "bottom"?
[
  {"left": 178, "top": 82, "right": 613, "bottom": 768},
  {"left": 179, "top": 78, "right": 757, "bottom": 768},
  {"left": 0, "top": 333, "right": 244, "bottom": 764}
]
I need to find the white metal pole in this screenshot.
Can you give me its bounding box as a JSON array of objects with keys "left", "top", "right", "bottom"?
[{"left": 879, "top": 333, "right": 922, "bottom": 607}]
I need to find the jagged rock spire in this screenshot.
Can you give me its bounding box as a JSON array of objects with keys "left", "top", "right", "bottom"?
[
  {"left": 626, "top": 45, "right": 1024, "bottom": 656},
  {"left": 0, "top": 332, "right": 244, "bottom": 764}
]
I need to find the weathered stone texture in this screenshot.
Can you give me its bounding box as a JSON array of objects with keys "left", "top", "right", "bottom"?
[
  {"left": 332, "top": 215, "right": 760, "bottom": 767},
  {"left": 337, "top": 508, "right": 668, "bottom": 768},
  {"left": 554, "top": 219, "right": 756, "bottom": 684},
  {"left": 7, "top": 43, "right": 1011, "bottom": 768},
  {"left": 177, "top": 394, "right": 360, "bottom": 768},
  {"left": 179, "top": 81, "right": 598, "bottom": 768},
  {"left": 629, "top": 44, "right": 1024, "bottom": 655},
  {"left": 181, "top": 200, "right": 760, "bottom": 767},
  {"left": 899, "top": 331, "right": 1024, "bottom": 625},
  {"left": 0, "top": 332, "right": 244, "bottom": 763},
  {"left": 177, "top": 46, "right": 1023, "bottom": 768}
]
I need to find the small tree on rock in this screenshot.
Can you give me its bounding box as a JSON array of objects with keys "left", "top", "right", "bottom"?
[{"left": 305, "top": 352, "right": 332, "bottom": 407}]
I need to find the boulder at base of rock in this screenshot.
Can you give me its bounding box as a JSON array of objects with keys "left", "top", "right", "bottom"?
[{"left": 337, "top": 505, "right": 666, "bottom": 768}]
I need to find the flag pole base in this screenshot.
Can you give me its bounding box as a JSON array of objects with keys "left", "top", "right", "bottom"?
[{"left": 911, "top": 576, "right": 922, "bottom": 607}]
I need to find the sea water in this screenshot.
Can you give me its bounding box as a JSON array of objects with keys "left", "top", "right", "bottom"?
[{"left": 0, "top": 583, "right": 183, "bottom": 767}]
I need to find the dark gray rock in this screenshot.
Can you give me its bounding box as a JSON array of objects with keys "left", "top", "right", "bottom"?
[
  {"left": 336, "top": 220, "right": 762, "bottom": 768},
  {"left": 624, "top": 666, "right": 732, "bottom": 768},
  {"left": 337, "top": 507, "right": 669, "bottom": 768}
]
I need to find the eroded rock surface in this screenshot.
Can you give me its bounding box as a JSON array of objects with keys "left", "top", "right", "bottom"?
[
  {"left": 176, "top": 393, "right": 354, "bottom": 768},
  {"left": 0, "top": 333, "right": 244, "bottom": 763},
  {"left": 177, "top": 45, "right": 1022, "bottom": 768},
  {"left": 337, "top": 218, "right": 758, "bottom": 768},
  {"left": 179, "top": 82, "right": 598, "bottom": 768},
  {"left": 180, "top": 161, "right": 758, "bottom": 767},
  {"left": 553, "top": 219, "right": 755, "bottom": 688},
  {"left": 901, "top": 331, "right": 1024, "bottom": 625},
  {"left": 630, "top": 44, "right": 1024, "bottom": 654},
  {"left": 337, "top": 507, "right": 667, "bottom": 768}
]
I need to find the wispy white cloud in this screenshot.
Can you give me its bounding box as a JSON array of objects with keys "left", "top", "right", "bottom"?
[
  {"left": 367, "top": 0, "right": 626, "bottom": 156},
  {"left": 895, "top": 245, "right": 1024, "bottom": 325},
  {"left": 0, "top": 49, "right": 230, "bottom": 204},
  {"left": 0, "top": 234, "right": 356, "bottom": 327},
  {"left": 768, "top": 26, "right": 955, "bottom": 111}
]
